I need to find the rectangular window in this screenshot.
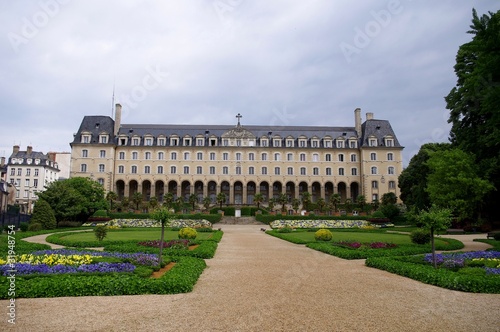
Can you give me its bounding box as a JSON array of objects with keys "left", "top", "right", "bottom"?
[
  {"left": 262, "top": 167, "right": 267, "bottom": 175},
  {"left": 339, "top": 168, "right": 344, "bottom": 176},
  {"left": 300, "top": 167, "right": 306, "bottom": 175},
  {"left": 326, "top": 168, "right": 332, "bottom": 176},
  {"left": 351, "top": 168, "right": 357, "bottom": 176},
  {"left": 210, "top": 166, "right": 215, "bottom": 175},
  {"left": 236, "top": 166, "right": 241, "bottom": 175},
  {"left": 350, "top": 141, "right": 357, "bottom": 148},
  {"left": 223, "top": 153, "right": 229, "bottom": 161},
  {"left": 171, "top": 152, "right": 177, "bottom": 160},
  {"left": 158, "top": 166, "right": 164, "bottom": 174},
  {"left": 25, "top": 179, "right": 30, "bottom": 187},
  {"left": 118, "top": 166, "right": 124, "bottom": 174},
  {"left": 236, "top": 153, "right": 242, "bottom": 161},
  {"left": 99, "top": 164, "right": 105, "bottom": 173},
  {"left": 313, "top": 168, "right": 319, "bottom": 175},
  {"left": 158, "top": 138, "right": 165, "bottom": 146},
  {"left": 145, "top": 138, "right": 153, "bottom": 146},
  {"left": 197, "top": 152, "right": 203, "bottom": 160},
  {"left": 158, "top": 152, "right": 164, "bottom": 160},
  {"left": 80, "top": 164, "right": 87, "bottom": 172},
  {"left": 132, "top": 152, "right": 138, "bottom": 160},
  {"left": 262, "top": 153, "right": 267, "bottom": 161},
  {"left": 287, "top": 167, "right": 293, "bottom": 175},
  {"left": 197, "top": 166, "right": 202, "bottom": 174},
  {"left": 351, "top": 154, "right": 357, "bottom": 162},
  {"left": 145, "top": 152, "right": 151, "bottom": 160},
  {"left": 223, "top": 167, "right": 228, "bottom": 175},
  {"left": 83, "top": 136, "right": 90, "bottom": 143},
  {"left": 184, "top": 152, "right": 190, "bottom": 160},
  {"left": 197, "top": 139, "right": 204, "bottom": 146},
  {"left": 171, "top": 166, "right": 176, "bottom": 174},
  {"left": 249, "top": 167, "right": 254, "bottom": 175},
  {"left": 287, "top": 153, "right": 293, "bottom": 161},
  {"left": 300, "top": 140, "right": 306, "bottom": 147},
  {"left": 131, "top": 166, "right": 137, "bottom": 174},
  {"left": 100, "top": 150, "right": 106, "bottom": 158},
  {"left": 100, "top": 135, "right": 108, "bottom": 144},
  {"left": 133, "top": 138, "right": 139, "bottom": 146},
  {"left": 326, "top": 154, "right": 331, "bottom": 162},
  {"left": 34, "top": 169, "right": 39, "bottom": 176},
  {"left": 372, "top": 181, "right": 378, "bottom": 189},
  {"left": 184, "top": 166, "right": 189, "bottom": 174},
  {"left": 10, "top": 168, "right": 15, "bottom": 176},
  {"left": 144, "top": 166, "right": 151, "bottom": 174},
  {"left": 389, "top": 181, "right": 396, "bottom": 189},
  {"left": 119, "top": 152, "right": 125, "bottom": 159},
  {"left": 26, "top": 168, "right": 31, "bottom": 176},
  {"left": 274, "top": 167, "right": 280, "bottom": 175},
  {"left": 210, "top": 152, "right": 216, "bottom": 161},
  {"left": 82, "top": 150, "right": 88, "bottom": 158},
  {"left": 24, "top": 190, "right": 29, "bottom": 198},
  {"left": 17, "top": 169, "right": 22, "bottom": 176}
]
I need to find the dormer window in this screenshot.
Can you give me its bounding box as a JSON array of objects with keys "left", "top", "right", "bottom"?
[
  {"left": 157, "top": 138, "right": 165, "bottom": 146},
  {"left": 170, "top": 137, "right": 179, "bottom": 146},
  {"left": 145, "top": 138, "right": 153, "bottom": 146},
  {"left": 369, "top": 138, "right": 378, "bottom": 147},
  {"left": 99, "top": 134, "right": 108, "bottom": 144},
  {"left": 132, "top": 138, "right": 140, "bottom": 146},
  {"left": 286, "top": 138, "right": 294, "bottom": 147},
  {"left": 336, "top": 139, "right": 344, "bottom": 148},
  {"left": 385, "top": 138, "right": 394, "bottom": 147},
  {"left": 197, "top": 138, "right": 204, "bottom": 146},
  {"left": 273, "top": 138, "right": 281, "bottom": 147},
  {"left": 81, "top": 134, "right": 91, "bottom": 143},
  {"left": 184, "top": 137, "right": 192, "bottom": 146},
  {"left": 261, "top": 138, "right": 268, "bottom": 147},
  {"left": 349, "top": 140, "right": 357, "bottom": 148}
]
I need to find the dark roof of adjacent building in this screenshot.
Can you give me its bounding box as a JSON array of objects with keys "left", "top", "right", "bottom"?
[{"left": 360, "top": 119, "right": 402, "bottom": 147}]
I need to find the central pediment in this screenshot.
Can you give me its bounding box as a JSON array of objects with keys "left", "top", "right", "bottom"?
[{"left": 221, "top": 126, "right": 256, "bottom": 139}]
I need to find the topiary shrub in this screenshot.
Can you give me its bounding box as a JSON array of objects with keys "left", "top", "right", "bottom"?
[
  {"left": 179, "top": 227, "right": 197, "bottom": 240},
  {"left": 28, "top": 223, "right": 43, "bottom": 232},
  {"left": 494, "top": 232, "right": 500, "bottom": 241},
  {"left": 92, "top": 209, "right": 108, "bottom": 217},
  {"left": 410, "top": 229, "right": 431, "bottom": 245},
  {"left": 315, "top": 229, "right": 333, "bottom": 241},
  {"left": 30, "top": 199, "right": 56, "bottom": 230}
]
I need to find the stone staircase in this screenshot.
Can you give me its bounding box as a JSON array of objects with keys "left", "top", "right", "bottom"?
[{"left": 218, "top": 216, "right": 263, "bottom": 225}]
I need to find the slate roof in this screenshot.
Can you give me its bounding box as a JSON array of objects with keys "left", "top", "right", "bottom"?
[
  {"left": 360, "top": 119, "right": 403, "bottom": 148},
  {"left": 70, "top": 115, "right": 115, "bottom": 145}
]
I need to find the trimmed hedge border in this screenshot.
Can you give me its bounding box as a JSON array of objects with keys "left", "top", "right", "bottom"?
[
  {"left": 365, "top": 256, "right": 500, "bottom": 293},
  {"left": 306, "top": 240, "right": 464, "bottom": 259},
  {"left": 0, "top": 256, "right": 207, "bottom": 298},
  {"left": 104, "top": 240, "right": 219, "bottom": 259},
  {"left": 256, "top": 214, "right": 368, "bottom": 224}
]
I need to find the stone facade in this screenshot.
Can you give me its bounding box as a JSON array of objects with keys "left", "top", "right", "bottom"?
[{"left": 70, "top": 105, "right": 403, "bottom": 207}]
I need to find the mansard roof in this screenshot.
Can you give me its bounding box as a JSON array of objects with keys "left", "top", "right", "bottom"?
[
  {"left": 360, "top": 119, "right": 403, "bottom": 148},
  {"left": 71, "top": 115, "right": 115, "bottom": 144}
]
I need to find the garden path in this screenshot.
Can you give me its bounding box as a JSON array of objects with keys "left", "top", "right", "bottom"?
[{"left": 8, "top": 225, "right": 500, "bottom": 331}]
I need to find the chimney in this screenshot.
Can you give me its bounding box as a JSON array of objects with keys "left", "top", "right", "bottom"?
[
  {"left": 354, "top": 108, "right": 362, "bottom": 136},
  {"left": 13, "top": 145, "right": 20, "bottom": 154},
  {"left": 114, "top": 103, "right": 122, "bottom": 136},
  {"left": 0, "top": 157, "right": 5, "bottom": 167},
  {"left": 366, "top": 112, "right": 374, "bottom": 120},
  {"left": 27, "top": 146, "right": 33, "bottom": 155}
]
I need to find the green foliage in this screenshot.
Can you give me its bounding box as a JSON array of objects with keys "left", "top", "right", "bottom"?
[
  {"left": 426, "top": 148, "right": 494, "bottom": 221},
  {"left": 57, "top": 221, "right": 82, "bottom": 228},
  {"left": 446, "top": 9, "right": 500, "bottom": 221},
  {"left": 178, "top": 227, "right": 197, "bottom": 240},
  {"left": 30, "top": 199, "right": 57, "bottom": 230},
  {"left": 410, "top": 229, "right": 431, "bottom": 245},
  {"left": 93, "top": 210, "right": 108, "bottom": 217},
  {"left": 94, "top": 225, "right": 108, "bottom": 241},
  {"left": 494, "top": 233, "right": 500, "bottom": 241},
  {"left": 277, "top": 226, "right": 293, "bottom": 233},
  {"left": 37, "top": 177, "right": 107, "bottom": 222},
  {"left": 371, "top": 210, "right": 386, "bottom": 219},
  {"left": 27, "top": 223, "right": 43, "bottom": 232},
  {"left": 19, "top": 222, "right": 29, "bottom": 232},
  {"left": 314, "top": 229, "right": 333, "bottom": 241},
  {"left": 365, "top": 256, "right": 500, "bottom": 293},
  {"left": 210, "top": 206, "right": 235, "bottom": 216},
  {"left": 379, "top": 204, "right": 400, "bottom": 221},
  {"left": 255, "top": 213, "right": 367, "bottom": 224}
]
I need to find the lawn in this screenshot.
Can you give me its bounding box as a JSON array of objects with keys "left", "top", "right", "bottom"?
[
  {"left": 54, "top": 228, "right": 214, "bottom": 244},
  {"left": 272, "top": 230, "right": 416, "bottom": 245}
]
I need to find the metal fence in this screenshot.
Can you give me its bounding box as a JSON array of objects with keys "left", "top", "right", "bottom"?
[{"left": 0, "top": 212, "right": 31, "bottom": 229}]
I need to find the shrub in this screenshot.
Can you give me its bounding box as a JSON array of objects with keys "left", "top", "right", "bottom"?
[
  {"left": 315, "top": 229, "right": 333, "bottom": 241},
  {"left": 94, "top": 225, "right": 108, "bottom": 241},
  {"left": 410, "top": 229, "right": 431, "bottom": 245},
  {"left": 30, "top": 199, "right": 57, "bottom": 230},
  {"left": 19, "top": 222, "right": 29, "bottom": 232},
  {"left": 494, "top": 233, "right": 500, "bottom": 241},
  {"left": 371, "top": 210, "right": 386, "bottom": 218},
  {"left": 196, "top": 227, "right": 213, "bottom": 232},
  {"left": 28, "top": 223, "right": 43, "bottom": 232},
  {"left": 179, "top": 227, "right": 197, "bottom": 240},
  {"left": 278, "top": 226, "right": 293, "bottom": 233},
  {"left": 92, "top": 209, "right": 108, "bottom": 217}
]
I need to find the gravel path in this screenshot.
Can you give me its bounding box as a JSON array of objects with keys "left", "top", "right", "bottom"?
[{"left": 3, "top": 226, "right": 500, "bottom": 331}]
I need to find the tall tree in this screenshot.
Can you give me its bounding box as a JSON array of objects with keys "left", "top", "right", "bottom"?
[
  {"left": 398, "top": 143, "right": 451, "bottom": 211},
  {"left": 426, "top": 148, "right": 494, "bottom": 221},
  {"left": 446, "top": 9, "right": 500, "bottom": 219},
  {"left": 417, "top": 207, "right": 452, "bottom": 268}
]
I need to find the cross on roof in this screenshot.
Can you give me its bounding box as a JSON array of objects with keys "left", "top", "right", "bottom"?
[{"left": 236, "top": 113, "right": 242, "bottom": 126}]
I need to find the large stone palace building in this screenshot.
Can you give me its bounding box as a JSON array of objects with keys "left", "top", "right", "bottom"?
[{"left": 70, "top": 105, "right": 403, "bottom": 206}]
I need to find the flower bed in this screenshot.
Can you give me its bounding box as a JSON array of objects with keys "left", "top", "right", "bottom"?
[
  {"left": 332, "top": 241, "right": 397, "bottom": 249},
  {"left": 270, "top": 219, "right": 370, "bottom": 229},
  {"left": 138, "top": 239, "right": 190, "bottom": 249},
  {"left": 82, "top": 218, "right": 213, "bottom": 228},
  {"left": 424, "top": 251, "right": 500, "bottom": 274},
  {"left": 0, "top": 249, "right": 160, "bottom": 277}
]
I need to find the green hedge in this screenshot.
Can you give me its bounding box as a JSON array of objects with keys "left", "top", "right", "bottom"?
[
  {"left": 256, "top": 214, "right": 368, "bottom": 224},
  {"left": 0, "top": 256, "right": 207, "bottom": 298},
  {"left": 266, "top": 230, "right": 310, "bottom": 244},
  {"left": 107, "top": 212, "right": 222, "bottom": 223},
  {"left": 365, "top": 256, "right": 500, "bottom": 293}
]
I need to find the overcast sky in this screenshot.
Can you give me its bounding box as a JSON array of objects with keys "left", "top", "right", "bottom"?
[{"left": 1, "top": 1, "right": 498, "bottom": 165}]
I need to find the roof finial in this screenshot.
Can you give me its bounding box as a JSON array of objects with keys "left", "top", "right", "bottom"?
[{"left": 236, "top": 113, "right": 242, "bottom": 127}]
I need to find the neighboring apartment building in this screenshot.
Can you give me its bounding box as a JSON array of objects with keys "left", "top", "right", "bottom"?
[
  {"left": 5, "top": 146, "right": 60, "bottom": 213},
  {"left": 70, "top": 105, "right": 403, "bottom": 208}
]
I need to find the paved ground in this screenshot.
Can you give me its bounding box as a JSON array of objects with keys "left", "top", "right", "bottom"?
[{"left": 2, "top": 226, "right": 500, "bottom": 331}]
